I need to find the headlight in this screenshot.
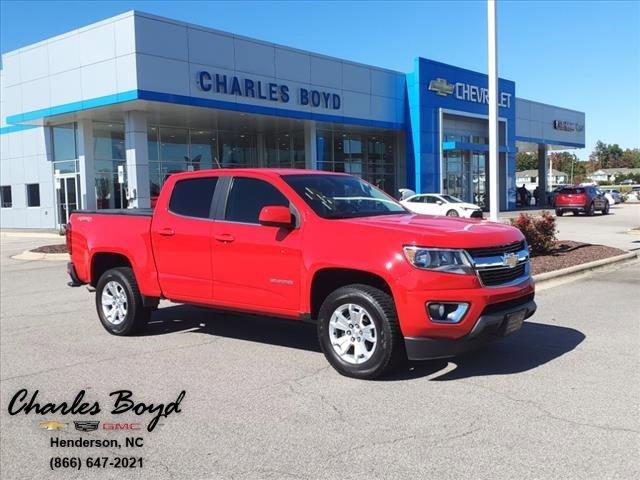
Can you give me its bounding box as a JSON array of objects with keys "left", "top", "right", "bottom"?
[
  {"left": 462, "top": 206, "right": 478, "bottom": 211},
  {"left": 403, "top": 246, "right": 474, "bottom": 275}
]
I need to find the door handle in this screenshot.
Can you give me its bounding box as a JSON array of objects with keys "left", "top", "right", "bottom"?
[
  {"left": 158, "top": 228, "right": 175, "bottom": 236},
  {"left": 214, "top": 234, "right": 235, "bottom": 243}
]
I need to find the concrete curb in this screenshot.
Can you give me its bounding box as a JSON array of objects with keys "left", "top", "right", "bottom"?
[
  {"left": 533, "top": 251, "right": 639, "bottom": 289},
  {"left": 11, "top": 250, "right": 69, "bottom": 262},
  {"left": 1, "top": 231, "right": 62, "bottom": 239}
]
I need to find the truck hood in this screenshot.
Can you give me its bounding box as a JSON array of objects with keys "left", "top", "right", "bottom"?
[{"left": 343, "top": 213, "right": 523, "bottom": 249}]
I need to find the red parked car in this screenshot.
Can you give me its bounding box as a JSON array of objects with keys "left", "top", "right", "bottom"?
[
  {"left": 66, "top": 169, "right": 536, "bottom": 379},
  {"left": 554, "top": 186, "right": 609, "bottom": 216}
]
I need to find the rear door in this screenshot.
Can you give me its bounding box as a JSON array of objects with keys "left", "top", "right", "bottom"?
[
  {"left": 151, "top": 176, "right": 218, "bottom": 301},
  {"left": 210, "top": 175, "right": 302, "bottom": 314}
]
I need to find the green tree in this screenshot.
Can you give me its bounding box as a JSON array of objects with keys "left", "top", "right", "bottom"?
[
  {"left": 590, "top": 141, "right": 624, "bottom": 170},
  {"left": 516, "top": 152, "right": 538, "bottom": 171},
  {"left": 620, "top": 149, "right": 640, "bottom": 168}
]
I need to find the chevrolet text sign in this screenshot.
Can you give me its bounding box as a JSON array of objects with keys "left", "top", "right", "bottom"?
[{"left": 428, "top": 78, "right": 512, "bottom": 108}]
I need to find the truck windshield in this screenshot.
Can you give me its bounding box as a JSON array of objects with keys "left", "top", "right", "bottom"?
[{"left": 282, "top": 174, "right": 407, "bottom": 219}]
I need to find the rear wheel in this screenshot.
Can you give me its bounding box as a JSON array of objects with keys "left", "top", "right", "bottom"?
[
  {"left": 555, "top": 209, "right": 564, "bottom": 217},
  {"left": 317, "top": 284, "right": 405, "bottom": 379},
  {"left": 95, "top": 267, "right": 151, "bottom": 335},
  {"left": 446, "top": 209, "right": 459, "bottom": 217}
]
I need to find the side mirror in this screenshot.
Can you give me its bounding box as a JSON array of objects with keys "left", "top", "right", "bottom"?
[
  {"left": 436, "top": 200, "right": 443, "bottom": 205},
  {"left": 259, "top": 206, "right": 294, "bottom": 228}
]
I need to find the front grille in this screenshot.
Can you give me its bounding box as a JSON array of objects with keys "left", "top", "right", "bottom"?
[
  {"left": 467, "top": 240, "right": 525, "bottom": 258},
  {"left": 478, "top": 263, "right": 527, "bottom": 286},
  {"left": 481, "top": 293, "right": 535, "bottom": 315},
  {"left": 470, "top": 210, "right": 484, "bottom": 219}
]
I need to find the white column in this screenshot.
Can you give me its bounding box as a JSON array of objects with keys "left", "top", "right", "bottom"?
[
  {"left": 124, "top": 111, "right": 150, "bottom": 208},
  {"left": 487, "top": 0, "right": 499, "bottom": 220},
  {"left": 304, "top": 121, "right": 317, "bottom": 169},
  {"left": 77, "top": 119, "right": 96, "bottom": 210}
]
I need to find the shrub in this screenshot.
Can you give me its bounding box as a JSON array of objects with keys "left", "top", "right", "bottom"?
[{"left": 510, "top": 211, "right": 557, "bottom": 256}]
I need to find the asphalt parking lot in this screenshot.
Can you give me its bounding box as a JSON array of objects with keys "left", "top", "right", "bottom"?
[{"left": 0, "top": 233, "right": 638, "bottom": 480}]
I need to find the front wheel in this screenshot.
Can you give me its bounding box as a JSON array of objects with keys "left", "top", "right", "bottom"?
[
  {"left": 95, "top": 267, "right": 151, "bottom": 335},
  {"left": 446, "top": 209, "right": 459, "bottom": 217},
  {"left": 317, "top": 284, "right": 405, "bottom": 379},
  {"left": 586, "top": 203, "right": 595, "bottom": 216},
  {"left": 602, "top": 202, "right": 610, "bottom": 215}
]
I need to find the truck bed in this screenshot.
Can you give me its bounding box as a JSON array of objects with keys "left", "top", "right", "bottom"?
[
  {"left": 74, "top": 208, "right": 154, "bottom": 216},
  {"left": 68, "top": 209, "right": 161, "bottom": 297}
]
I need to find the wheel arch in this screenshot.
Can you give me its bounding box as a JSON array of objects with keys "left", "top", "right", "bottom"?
[
  {"left": 309, "top": 267, "right": 394, "bottom": 321},
  {"left": 90, "top": 252, "right": 133, "bottom": 287}
]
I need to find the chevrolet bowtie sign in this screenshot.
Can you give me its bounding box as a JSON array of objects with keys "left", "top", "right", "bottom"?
[
  {"left": 428, "top": 78, "right": 455, "bottom": 96},
  {"left": 428, "top": 77, "right": 512, "bottom": 108}
]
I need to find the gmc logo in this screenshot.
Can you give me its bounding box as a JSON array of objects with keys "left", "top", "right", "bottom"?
[{"left": 102, "top": 423, "right": 141, "bottom": 430}]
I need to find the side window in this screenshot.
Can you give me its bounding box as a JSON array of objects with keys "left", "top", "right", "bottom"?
[
  {"left": 425, "top": 196, "right": 437, "bottom": 204},
  {"left": 408, "top": 196, "right": 421, "bottom": 203},
  {"left": 225, "top": 177, "right": 289, "bottom": 224},
  {"left": 1, "top": 186, "right": 12, "bottom": 208},
  {"left": 169, "top": 177, "right": 218, "bottom": 219}
]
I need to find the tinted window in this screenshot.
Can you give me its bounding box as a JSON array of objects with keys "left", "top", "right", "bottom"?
[
  {"left": 225, "top": 177, "right": 289, "bottom": 224},
  {"left": 425, "top": 196, "right": 438, "bottom": 204},
  {"left": 560, "top": 188, "right": 584, "bottom": 194},
  {"left": 169, "top": 177, "right": 218, "bottom": 218},
  {"left": 26, "top": 184, "right": 40, "bottom": 207},
  {"left": 1, "top": 186, "right": 12, "bottom": 208}
]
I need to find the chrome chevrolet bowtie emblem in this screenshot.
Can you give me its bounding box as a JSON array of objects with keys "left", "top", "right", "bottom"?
[
  {"left": 502, "top": 253, "right": 518, "bottom": 268},
  {"left": 428, "top": 78, "right": 454, "bottom": 96}
]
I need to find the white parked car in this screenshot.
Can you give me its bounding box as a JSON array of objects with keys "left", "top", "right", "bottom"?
[{"left": 401, "top": 193, "right": 483, "bottom": 218}]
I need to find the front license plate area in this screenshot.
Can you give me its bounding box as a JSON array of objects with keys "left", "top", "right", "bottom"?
[{"left": 501, "top": 310, "right": 526, "bottom": 336}]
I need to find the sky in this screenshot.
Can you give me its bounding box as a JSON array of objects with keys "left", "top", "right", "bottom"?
[{"left": 1, "top": 0, "right": 638, "bottom": 160}]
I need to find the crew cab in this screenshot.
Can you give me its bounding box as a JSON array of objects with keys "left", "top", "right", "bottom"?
[
  {"left": 66, "top": 169, "right": 536, "bottom": 379},
  {"left": 555, "top": 185, "right": 609, "bottom": 216}
]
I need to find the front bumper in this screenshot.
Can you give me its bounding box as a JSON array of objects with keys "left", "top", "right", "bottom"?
[{"left": 404, "top": 298, "right": 537, "bottom": 361}]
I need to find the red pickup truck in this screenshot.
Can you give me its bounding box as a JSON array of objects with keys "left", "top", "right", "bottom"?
[{"left": 67, "top": 169, "right": 536, "bottom": 379}]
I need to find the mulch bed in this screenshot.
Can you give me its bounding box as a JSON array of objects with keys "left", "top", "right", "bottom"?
[
  {"left": 530, "top": 240, "right": 626, "bottom": 275},
  {"left": 30, "top": 244, "right": 68, "bottom": 254}
]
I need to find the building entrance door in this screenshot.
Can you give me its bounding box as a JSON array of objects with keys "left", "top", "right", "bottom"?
[
  {"left": 443, "top": 150, "right": 488, "bottom": 208},
  {"left": 56, "top": 174, "right": 80, "bottom": 226}
]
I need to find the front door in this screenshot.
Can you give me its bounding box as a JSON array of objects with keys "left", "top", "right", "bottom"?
[
  {"left": 211, "top": 176, "right": 302, "bottom": 314},
  {"left": 56, "top": 175, "right": 80, "bottom": 226}
]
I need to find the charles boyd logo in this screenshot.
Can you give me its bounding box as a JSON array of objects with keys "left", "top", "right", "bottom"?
[{"left": 74, "top": 420, "right": 100, "bottom": 432}]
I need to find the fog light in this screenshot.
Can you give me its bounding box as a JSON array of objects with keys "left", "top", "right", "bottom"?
[{"left": 426, "top": 302, "right": 469, "bottom": 323}]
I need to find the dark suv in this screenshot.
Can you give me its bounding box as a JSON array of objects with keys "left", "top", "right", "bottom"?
[{"left": 555, "top": 186, "right": 609, "bottom": 216}]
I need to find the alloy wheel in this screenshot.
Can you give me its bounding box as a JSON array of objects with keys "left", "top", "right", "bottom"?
[
  {"left": 101, "top": 281, "right": 128, "bottom": 325},
  {"left": 329, "top": 303, "right": 377, "bottom": 365}
]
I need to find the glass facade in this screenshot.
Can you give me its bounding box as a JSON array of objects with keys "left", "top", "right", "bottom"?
[
  {"left": 265, "top": 131, "right": 305, "bottom": 168},
  {"left": 93, "top": 122, "right": 127, "bottom": 209},
  {"left": 317, "top": 129, "right": 397, "bottom": 194},
  {"left": 51, "top": 123, "right": 77, "bottom": 161},
  {"left": 148, "top": 126, "right": 259, "bottom": 198}
]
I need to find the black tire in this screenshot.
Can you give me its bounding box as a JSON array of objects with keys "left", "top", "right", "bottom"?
[
  {"left": 317, "top": 284, "right": 405, "bottom": 380},
  {"left": 555, "top": 209, "right": 564, "bottom": 217},
  {"left": 602, "top": 202, "right": 610, "bottom": 215},
  {"left": 446, "top": 209, "right": 459, "bottom": 217},
  {"left": 95, "top": 267, "right": 151, "bottom": 336},
  {"left": 586, "top": 203, "right": 595, "bottom": 216},
  {"left": 572, "top": 210, "right": 579, "bottom": 216}
]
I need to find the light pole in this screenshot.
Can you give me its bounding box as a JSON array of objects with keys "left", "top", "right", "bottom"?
[{"left": 487, "top": 0, "right": 499, "bottom": 221}]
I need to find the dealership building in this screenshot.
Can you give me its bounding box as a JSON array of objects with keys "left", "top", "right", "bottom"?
[{"left": 0, "top": 10, "right": 585, "bottom": 229}]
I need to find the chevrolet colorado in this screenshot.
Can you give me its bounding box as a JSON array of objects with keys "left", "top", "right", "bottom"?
[{"left": 66, "top": 169, "right": 536, "bottom": 379}]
